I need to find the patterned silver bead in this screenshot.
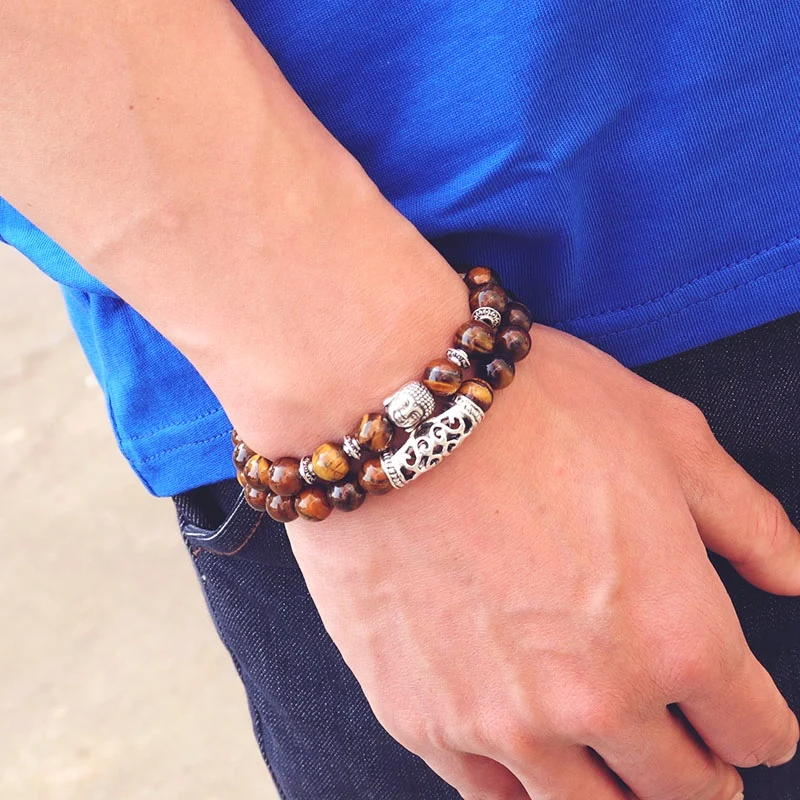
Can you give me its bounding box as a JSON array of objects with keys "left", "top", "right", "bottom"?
[
  {"left": 299, "top": 455, "right": 317, "bottom": 484},
  {"left": 342, "top": 434, "right": 361, "bottom": 460},
  {"left": 446, "top": 348, "right": 471, "bottom": 369},
  {"left": 380, "top": 394, "right": 486, "bottom": 489},
  {"left": 472, "top": 306, "right": 502, "bottom": 329},
  {"left": 383, "top": 381, "right": 436, "bottom": 432}
]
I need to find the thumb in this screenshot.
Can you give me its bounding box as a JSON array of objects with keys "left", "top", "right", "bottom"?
[{"left": 681, "top": 433, "right": 800, "bottom": 596}]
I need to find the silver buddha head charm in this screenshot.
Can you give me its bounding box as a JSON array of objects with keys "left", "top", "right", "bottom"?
[{"left": 383, "top": 381, "right": 436, "bottom": 431}]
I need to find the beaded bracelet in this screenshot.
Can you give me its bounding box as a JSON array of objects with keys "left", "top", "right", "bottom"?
[{"left": 232, "top": 266, "right": 533, "bottom": 523}]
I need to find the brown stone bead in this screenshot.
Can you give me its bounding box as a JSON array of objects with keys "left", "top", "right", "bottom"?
[
  {"left": 454, "top": 320, "right": 495, "bottom": 355},
  {"left": 311, "top": 442, "right": 350, "bottom": 483},
  {"left": 464, "top": 266, "right": 501, "bottom": 291},
  {"left": 457, "top": 379, "right": 494, "bottom": 412},
  {"left": 356, "top": 413, "right": 394, "bottom": 453},
  {"left": 232, "top": 441, "right": 255, "bottom": 471},
  {"left": 268, "top": 457, "right": 304, "bottom": 496},
  {"left": 265, "top": 492, "right": 299, "bottom": 523},
  {"left": 232, "top": 429, "right": 245, "bottom": 447},
  {"left": 503, "top": 300, "right": 533, "bottom": 331},
  {"left": 243, "top": 484, "right": 268, "bottom": 512},
  {"left": 243, "top": 454, "right": 272, "bottom": 490},
  {"left": 294, "top": 486, "right": 332, "bottom": 522},
  {"left": 495, "top": 325, "right": 532, "bottom": 362},
  {"left": 358, "top": 458, "right": 394, "bottom": 495},
  {"left": 327, "top": 478, "right": 366, "bottom": 512},
  {"left": 469, "top": 285, "right": 508, "bottom": 314},
  {"left": 236, "top": 469, "right": 248, "bottom": 488},
  {"left": 480, "top": 356, "right": 515, "bottom": 390},
  {"left": 422, "top": 357, "right": 463, "bottom": 397}
]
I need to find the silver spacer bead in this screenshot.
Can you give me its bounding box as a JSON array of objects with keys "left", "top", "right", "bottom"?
[
  {"left": 383, "top": 381, "right": 436, "bottom": 432},
  {"left": 446, "top": 347, "right": 471, "bottom": 369},
  {"left": 472, "top": 306, "right": 502, "bottom": 329},
  {"left": 342, "top": 434, "right": 362, "bottom": 460},
  {"left": 299, "top": 455, "right": 317, "bottom": 484}
]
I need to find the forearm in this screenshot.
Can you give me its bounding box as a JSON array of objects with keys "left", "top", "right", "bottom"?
[{"left": 0, "top": 0, "right": 466, "bottom": 453}]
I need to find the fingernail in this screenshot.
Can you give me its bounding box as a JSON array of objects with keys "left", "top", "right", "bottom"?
[
  {"left": 731, "top": 793, "right": 744, "bottom": 800},
  {"left": 765, "top": 740, "right": 798, "bottom": 767}
]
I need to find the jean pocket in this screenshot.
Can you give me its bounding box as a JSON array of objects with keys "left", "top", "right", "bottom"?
[{"left": 174, "top": 478, "right": 299, "bottom": 568}]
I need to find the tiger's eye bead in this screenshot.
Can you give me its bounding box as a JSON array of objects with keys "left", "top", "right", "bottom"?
[
  {"left": 503, "top": 300, "right": 533, "bottom": 331},
  {"left": 464, "top": 266, "right": 501, "bottom": 291},
  {"left": 311, "top": 442, "right": 350, "bottom": 483},
  {"left": 236, "top": 469, "right": 248, "bottom": 488},
  {"left": 469, "top": 285, "right": 508, "bottom": 314},
  {"left": 422, "top": 357, "right": 463, "bottom": 397},
  {"left": 295, "top": 486, "right": 332, "bottom": 522},
  {"left": 265, "top": 492, "right": 299, "bottom": 523},
  {"left": 454, "top": 320, "right": 495, "bottom": 355},
  {"left": 243, "top": 484, "right": 268, "bottom": 512},
  {"left": 232, "top": 429, "right": 245, "bottom": 447},
  {"left": 232, "top": 441, "right": 255, "bottom": 470},
  {"left": 268, "top": 457, "right": 304, "bottom": 496},
  {"left": 243, "top": 454, "right": 272, "bottom": 490},
  {"left": 327, "top": 478, "right": 366, "bottom": 512},
  {"left": 495, "top": 325, "right": 532, "bottom": 362},
  {"left": 480, "top": 356, "right": 515, "bottom": 390},
  {"left": 457, "top": 379, "right": 494, "bottom": 412},
  {"left": 358, "top": 458, "right": 394, "bottom": 495},
  {"left": 356, "top": 413, "right": 394, "bottom": 453}
]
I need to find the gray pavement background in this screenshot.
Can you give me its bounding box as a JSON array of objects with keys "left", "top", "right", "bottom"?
[{"left": 0, "top": 245, "right": 278, "bottom": 800}]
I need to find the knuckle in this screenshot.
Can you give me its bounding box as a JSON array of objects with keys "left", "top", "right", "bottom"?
[
  {"left": 670, "top": 396, "right": 714, "bottom": 442},
  {"left": 661, "top": 635, "right": 719, "bottom": 691},
  {"left": 666, "top": 397, "right": 723, "bottom": 486},
  {"left": 476, "top": 714, "right": 540, "bottom": 761},
  {"left": 736, "top": 722, "right": 796, "bottom": 768},
  {"left": 379, "top": 707, "right": 448, "bottom": 753},
  {"left": 559, "top": 693, "right": 630, "bottom": 742},
  {"left": 748, "top": 493, "right": 788, "bottom": 558},
  {"left": 671, "top": 759, "right": 723, "bottom": 800},
  {"left": 725, "top": 490, "right": 789, "bottom": 568}
]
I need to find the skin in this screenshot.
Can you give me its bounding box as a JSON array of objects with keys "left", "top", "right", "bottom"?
[{"left": 2, "top": 2, "right": 799, "bottom": 797}]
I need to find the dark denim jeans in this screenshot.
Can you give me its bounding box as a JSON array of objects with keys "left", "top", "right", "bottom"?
[{"left": 175, "top": 313, "right": 800, "bottom": 799}]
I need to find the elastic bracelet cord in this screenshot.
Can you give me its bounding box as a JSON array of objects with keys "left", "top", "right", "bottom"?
[{"left": 232, "top": 266, "right": 533, "bottom": 523}]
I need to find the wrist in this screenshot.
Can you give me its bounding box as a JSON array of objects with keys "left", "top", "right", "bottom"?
[
  {"left": 232, "top": 265, "right": 537, "bottom": 526},
  {"left": 205, "top": 230, "right": 469, "bottom": 456}
]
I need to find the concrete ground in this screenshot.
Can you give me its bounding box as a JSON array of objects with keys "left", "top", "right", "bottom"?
[{"left": 0, "top": 245, "right": 278, "bottom": 800}]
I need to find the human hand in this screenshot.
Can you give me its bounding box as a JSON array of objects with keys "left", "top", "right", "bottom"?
[{"left": 286, "top": 324, "right": 800, "bottom": 800}]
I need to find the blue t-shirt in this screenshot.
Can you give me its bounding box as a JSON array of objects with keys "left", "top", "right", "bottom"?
[{"left": 3, "top": 1, "right": 800, "bottom": 496}]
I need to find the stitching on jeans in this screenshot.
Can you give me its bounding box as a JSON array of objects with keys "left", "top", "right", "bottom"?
[
  {"left": 204, "top": 514, "right": 264, "bottom": 556},
  {"left": 592, "top": 259, "right": 800, "bottom": 341},
  {"left": 183, "top": 491, "right": 247, "bottom": 542},
  {"left": 557, "top": 233, "right": 800, "bottom": 324}
]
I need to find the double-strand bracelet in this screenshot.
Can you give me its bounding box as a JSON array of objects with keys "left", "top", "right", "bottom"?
[{"left": 231, "top": 266, "right": 533, "bottom": 523}]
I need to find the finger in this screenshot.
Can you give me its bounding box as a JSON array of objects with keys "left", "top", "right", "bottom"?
[
  {"left": 420, "top": 750, "right": 530, "bottom": 799},
  {"left": 595, "top": 707, "right": 743, "bottom": 800},
  {"left": 502, "top": 742, "right": 631, "bottom": 800},
  {"left": 680, "top": 645, "right": 799, "bottom": 770},
  {"left": 681, "top": 431, "right": 800, "bottom": 595}
]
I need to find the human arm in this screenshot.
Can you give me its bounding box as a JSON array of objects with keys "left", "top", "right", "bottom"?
[{"left": 2, "top": 2, "right": 799, "bottom": 798}]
